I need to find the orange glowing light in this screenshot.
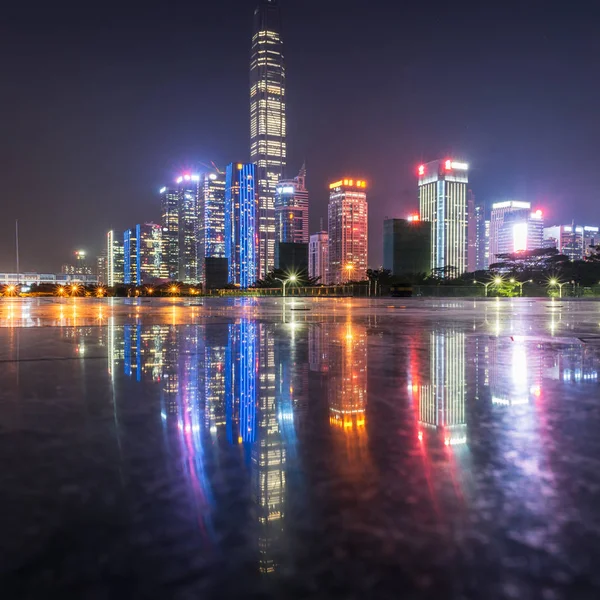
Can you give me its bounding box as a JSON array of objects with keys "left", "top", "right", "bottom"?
[
  {"left": 329, "top": 180, "right": 343, "bottom": 189},
  {"left": 418, "top": 431, "right": 423, "bottom": 442}
]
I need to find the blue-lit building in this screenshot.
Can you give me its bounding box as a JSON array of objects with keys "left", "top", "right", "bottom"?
[
  {"left": 159, "top": 174, "right": 200, "bottom": 283},
  {"left": 225, "top": 162, "right": 258, "bottom": 287},
  {"left": 197, "top": 172, "right": 227, "bottom": 288},
  {"left": 124, "top": 223, "right": 162, "bottom": 285}
]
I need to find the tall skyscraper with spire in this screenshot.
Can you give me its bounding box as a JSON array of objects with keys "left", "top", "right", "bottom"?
[{"left": 250, "top": 0, "right": 287, "bottom": 279}]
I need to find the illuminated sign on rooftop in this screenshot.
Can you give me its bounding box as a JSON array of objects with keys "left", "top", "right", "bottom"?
[
  {"left": 491, "top": 201, "right": 531, "bottom": 210},
  {"left": 329, "top": 179, "right": 367, "bottom": 189}
]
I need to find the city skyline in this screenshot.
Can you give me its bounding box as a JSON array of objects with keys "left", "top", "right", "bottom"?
[{"left": 2, "top": 0, "right": 600, "bottom": 272}]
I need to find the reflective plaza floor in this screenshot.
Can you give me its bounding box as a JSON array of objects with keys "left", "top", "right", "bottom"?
[{"left": 1, "top": 297, "right": 600, "bottom": 598}]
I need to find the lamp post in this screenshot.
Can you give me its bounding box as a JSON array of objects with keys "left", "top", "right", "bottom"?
[
  {"left": 473, "top": 276, "right": 502, "bottom": 297},
  {"left": 276, "top": 274, "right": 297, "bottom": 297},
  {"left": 509, "top": 278, "right": 533, "bottom": 297},
  {"left": 549, "top": 278, "right": 566, "bottom": 298}
]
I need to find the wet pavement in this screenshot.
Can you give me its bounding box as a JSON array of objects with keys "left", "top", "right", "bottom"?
[{"left": 1, "top": 297, "right": 600, "bottom": 599}]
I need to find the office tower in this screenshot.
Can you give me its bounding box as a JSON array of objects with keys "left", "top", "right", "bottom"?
[
  {"left": 274, "top": 164, "right": 309, "bottom": 272},
  {"left": 197, "top": 171, "right": 227, "bottom": 288},
  {"left": 383, "top": 217, "right": 431, "bottom": 277},
  {"left": 96, "top": 252, "right": 107, "bottom": 284},
  {"left": 107, "top": 230, "right": 124, "bottom": 286},
  {"left": 492, "top": 204, "right": 544, "bottom": 258},
  {"left": 176, "top": 175, "right": 199, "bottom": 283},
  {"left": 418, "top": 159, "right": 469, "bottom": 276},
  {"left": 489, "top": 201, "right": 531, "bottom": 263},
  {"left": 543, "top": 224, "right": 599, "bottom": 261},
  {"left": 275, "top": 164, "right": 308, "bottom": 245},
  {"left": 328, "top": 179, "right": 368, "bottom": 284},
  {"left": 160, "top": 174, "right": 200, "bottom": 283},
  {"left": 309, "top": 231, "right": 329, "bottom": 283},
  {"left": 474, "top": 205, "right": 489, "bottom": 270},
  {"left": 225, "top": 162, "right": 259, "bottom": 288},
  {"left": 123, "top": 223, "right": 162, "bottom": 286},
  {"left": 160, "top": 186, "right": 179, "bottom": 280},
  {"left": 250, "top": 0, "right": 286, "bottom": 279},
  {"left": 123, "top": 227, "right": 138, "bottom": 285},
  {"left": 467, "top": 190, "right": 477, "bottom": 272}
]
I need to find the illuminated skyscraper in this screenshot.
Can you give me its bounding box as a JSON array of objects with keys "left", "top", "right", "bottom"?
[
  {"left": 490, "top": 201, "right": 544, "bottom": 260},
  {"left": 328, "top": 179, "right": 368, "bottom": 283},
  {"left": 467, "top": 190, "right": 477, "bottom": 272},
  {"left": 225, "top": 162, "right": 259, "bottom": 288},
  {"left": 197, "top": 172, "right": 226, "bottom": 285},
  {"left": 474, "top": 205, "right": 489, "bottom": 270},
  {"left": 275, "top": 164, "right": 308, "bottom": 245},
  {"left": 489, "top": 201, "right": 530, "bottom": 263},
  {"left": 123, "top": 223, "right": 162, "bottom": 286},
  {"left": 160, "top": 174, "right": 200, "bottom": 283},
  {"left": 418, "top": 159, "right": 469, "bottom": 276},
  {"left": 123, "top": 227, "right": 138, "bottom": 285},
  {"left": 160, "top": 186, "right": 179, "bottom": 280},
  {"left": 309, "top": 231, "right": 328, "bottom": 283},
  {"left": 107, "top": 230, "right": 124, "bottom": 286},
  {"left": 250, "top": 0, "right": 287, "bottom": 279}
]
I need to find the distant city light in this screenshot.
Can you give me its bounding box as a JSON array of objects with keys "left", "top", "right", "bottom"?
[
  {"left": 450, "top": 161, "right": 469, "bottom": 170},
  {"left": 407, "top": 214, "right": 420, "bottom": 222},
  {"left": 183, "top": 174, "right": 191, "bottom": 181},
  {"left": 445, "top": 159, "right": 452, "bottom": 170},
  {"left": 176, "top": 176, "right": 183, "bottom": 184},
  {"left": 418, "top": 165, "right": 425, "bottom": 176},
  {"left": 279, "top": 186, "right": 295, "bottom": 194},
  {"left": 191, "top": 174, "right": 200, "bottom": 182},
  {"left": 209, "top": 173, "right": 217, "bottom": 180},
  {"left": 159, "top": 187, "right": 167, "bottom": 194}
]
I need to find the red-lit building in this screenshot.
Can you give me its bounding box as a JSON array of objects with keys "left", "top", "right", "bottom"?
[{"left": 327, "top": 179, "right": 368, "bottom": 283}]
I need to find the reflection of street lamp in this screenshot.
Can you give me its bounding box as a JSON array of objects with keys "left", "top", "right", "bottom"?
[
  {"left": 549, "top": 278, "right": 566, "bottom": 298},
  {"left": 276, "top": 274, "right": 297, "bottom": 297},
  {"left": 473, "top": 276, "right": 502, "bottom": 297}
]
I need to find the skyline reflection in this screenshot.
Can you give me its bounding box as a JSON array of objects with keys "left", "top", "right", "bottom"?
[{"left": 13, "top": 314, "right": 598, "bottom": 584}]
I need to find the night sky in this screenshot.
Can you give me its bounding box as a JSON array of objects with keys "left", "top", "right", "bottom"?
[{"left": 2, "top": 0, "right": 599, "bottom": 271}]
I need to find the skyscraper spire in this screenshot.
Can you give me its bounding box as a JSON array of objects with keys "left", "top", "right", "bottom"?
[{"left": 250, "top": 0, "right": 286, "bottom": 279}]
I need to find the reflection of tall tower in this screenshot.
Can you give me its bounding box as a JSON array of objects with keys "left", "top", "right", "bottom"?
[
  {"left": 203, "top": 324, "right": 229, "bottom": 434},
  {"left": 308, "top": 324, "right": 330, "bottom": 373},
  {"left": 252, "top": 322, "right": 285, "bottom": 574},
  {"left": 328, "top": 322, "right": 367, "bottom": 430},
  {"left": 419, "top": 329, "right": 467, "bottom": 445}
]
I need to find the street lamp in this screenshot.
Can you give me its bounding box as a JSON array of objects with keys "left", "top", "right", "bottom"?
[
  {"left": 345, "top": 263, "right": 354, "bottom": 281},
  {"left": 549, "top": 278, "right": 566, "bottom": 298},
  {"left": 509, "top": 278, "right": 533, "bottom": 297},
  {"left": 276, "top": 274, "right": 297, "bottom": 297},
  {"left": 473, "top": 276, "right": 502, "bottom": 297}
]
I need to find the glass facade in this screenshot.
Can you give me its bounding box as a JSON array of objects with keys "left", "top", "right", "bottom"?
[
  {"left": 107, "top": 230, "right": 124, "bottom": 286},
  {"left": 225, "top": 163, "right": 258, "bottom": 288},
  {"left": 197, "top": 172, "right": 226, "bottom": 285},
  {"left": 418, "top": 160, "right": 468, "bottom": 276},
  {"left": 160, "top": 176, "right": 199, "bottom": 283},
  {"left": 274, "top": 164, "right": 308, "bottom": 245},
  {"left": 327, "top": 180, "right": 368, "bottom": 284},
  {"left": 250, "top": 0, "right": 286, "bottom": 279},
  {"left": 309, "top": 231, "right": 328, "bottom": 283}
]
